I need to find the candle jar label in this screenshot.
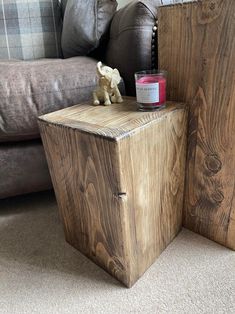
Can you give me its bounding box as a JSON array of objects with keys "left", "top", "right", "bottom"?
[{"left": 136, "top": 83, "right": 159, "bottom": 104}]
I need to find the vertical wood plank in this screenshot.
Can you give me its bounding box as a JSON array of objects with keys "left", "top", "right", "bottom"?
[
  {"left": 40, "top": 122, "right": 131, "bottom": 286},
  {"left": 119, "top": 108, "right": 188, "bottom": 284},
  {"left": 158, "top": 0, "right": 235, "bottom": 249}
]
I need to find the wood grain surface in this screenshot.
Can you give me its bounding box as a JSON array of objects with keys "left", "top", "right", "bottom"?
[
  {"left": 158, "top": 0, "right": 235, "bottom": 249},
  {"left": 38, "top": 98, "right": 188, "bottom": 287},
  {"left": 39, "top": 97, "right": 186, "bottom": 141}
]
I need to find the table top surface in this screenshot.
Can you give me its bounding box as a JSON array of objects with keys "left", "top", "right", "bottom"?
[{"left": 39, "top": 97, "right": 185, "bottom": 140}]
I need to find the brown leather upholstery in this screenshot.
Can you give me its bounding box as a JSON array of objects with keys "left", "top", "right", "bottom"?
[{"left": 105, "top": 0, "right": 161, "bottom": 96}]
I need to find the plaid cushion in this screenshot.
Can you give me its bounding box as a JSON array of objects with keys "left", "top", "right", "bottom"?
[{"left": 0, "top": 0, "right": 62, "bottom": 60}]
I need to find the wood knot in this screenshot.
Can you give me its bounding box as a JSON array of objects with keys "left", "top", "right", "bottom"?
[
  {"left": 200, "top": 1, "right": 220, "bottom": 24},
  {"left": 79, "top": 185, "right": 85, "bottom": 193},
  {"left": 205, "top": 155, "right": 222, "bottom": 175},
  {"left": 112, "top": 257, "right": 125, "bottom": 272},
  {"left": 114, "top": 192, "right": 127, "bottom": 200},
  {"left": 211, "top": 190, "right": 224, "bottom": 204},
  {"left": 209, "top": 2, "right": 216, "bottom": 10}
]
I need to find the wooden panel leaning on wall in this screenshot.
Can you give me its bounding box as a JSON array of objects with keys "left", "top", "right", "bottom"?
[{"left": 158, "top": 0, "right": 235, "bottom": 249}]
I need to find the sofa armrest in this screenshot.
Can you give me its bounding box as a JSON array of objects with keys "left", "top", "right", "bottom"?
[{"left": 105, "top": 0, "right": 161, "bottom": 96}]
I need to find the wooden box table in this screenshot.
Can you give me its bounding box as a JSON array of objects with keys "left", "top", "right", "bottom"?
[{"left": 38, "top": 97, "right": 188, "bottom": 287}]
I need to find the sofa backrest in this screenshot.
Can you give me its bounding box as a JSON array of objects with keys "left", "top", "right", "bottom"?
[
  {"left": 105, "top": 0, "right": 196, "bottom": 95},
  {"left": 0, "top": 0, "right": 63, "bottom": 60}
]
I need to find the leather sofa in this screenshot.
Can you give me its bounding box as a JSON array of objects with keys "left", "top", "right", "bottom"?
[{"left": 0, "top": 0, "right": 162, "bottom": 198}]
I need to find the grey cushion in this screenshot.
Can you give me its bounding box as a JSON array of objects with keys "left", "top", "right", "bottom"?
[
  {"left": 0, "top": 0, "right": 62, "bottom": 60},
  {"left": 0, "top": 57, "right": 99, "bottom": 142},
  {"left": 61, "top": 0, "right": 118, "bottom": 58},
  {"left": 0, "top": 139, "right": 52, "bottom": 199},
  {"left": 105, "top": 0, "right": 161, "bottom": 96}
]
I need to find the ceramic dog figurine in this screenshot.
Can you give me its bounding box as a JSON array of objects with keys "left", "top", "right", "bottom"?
[{"left": 93, "top": 62, "right": 123, "bottom": 106}]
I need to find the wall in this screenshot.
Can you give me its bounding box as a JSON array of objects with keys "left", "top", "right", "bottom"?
[{"left": 117, "top": 0, "right": 132, "bottom": 8}]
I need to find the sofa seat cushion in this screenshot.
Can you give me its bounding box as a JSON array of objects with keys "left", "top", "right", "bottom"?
[
  {"left": 0, "top": 57, "right": 99, "bottom": 142},
  {"left": 0, "top": 139, "right": 52, "bottom": 198}
]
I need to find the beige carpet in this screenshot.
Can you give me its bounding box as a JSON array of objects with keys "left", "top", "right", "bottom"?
[{"left": 0, "top": 191, "right": 234, "bottom": 314}]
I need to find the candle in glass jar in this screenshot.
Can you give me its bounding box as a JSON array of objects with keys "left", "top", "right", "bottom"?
[{"left": 135, "top": 71, "right": 167, "bottom": 111}]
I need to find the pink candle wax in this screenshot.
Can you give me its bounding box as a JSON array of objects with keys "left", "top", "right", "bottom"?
[{"left": 136, "top": 75, "right": 166, "bottom": 108}]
